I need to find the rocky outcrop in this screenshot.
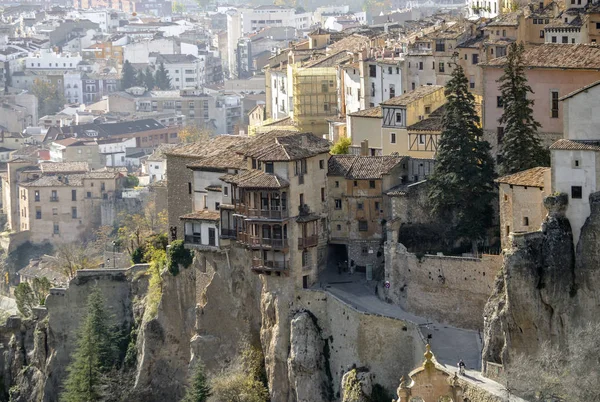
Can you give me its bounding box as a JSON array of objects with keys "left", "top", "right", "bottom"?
[
  {"left": 287, "top": 310, "right": 331, "bottom": 402},
  {"left": 341, "top": 369, "right": 372, "bottom": 402},
  {"left": 483, "top": 193, "right": 579, "bottom": 365}
]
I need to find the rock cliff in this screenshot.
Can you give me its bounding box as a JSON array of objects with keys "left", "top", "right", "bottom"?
[{"left": 482, "top": 193, "right": 589, "bottom": 366}]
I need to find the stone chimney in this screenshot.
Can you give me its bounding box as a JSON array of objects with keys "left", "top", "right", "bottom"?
[{"left": 360, "top": 139, "right": 369, "bottom": 156}]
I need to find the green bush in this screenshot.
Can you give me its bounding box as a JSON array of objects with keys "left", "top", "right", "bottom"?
[
  {"left": 167, "top": 240, "right": 193, "bottom": 276},
  {"left": 131, "top": 247, "right": 145, "bottom": 264}
]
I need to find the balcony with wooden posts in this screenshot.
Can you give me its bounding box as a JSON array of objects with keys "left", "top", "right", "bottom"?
[
  {"left": 236, "top": 222, "right": 289, "bottom": 251},
  {"left": 234, "top": 190, "right": 289, "bottom": 221},
  {"left": 251, "top": 257, "right": 289, "bottom": 275}
]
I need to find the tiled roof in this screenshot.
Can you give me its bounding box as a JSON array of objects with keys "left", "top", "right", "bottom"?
[
  {"left": 550, "top": 139, "right": 600, "bottom": 151},
  {"left": 381, "top": 85, "right": 444, "bottom": 106},
  {"left": 385, "top": 180, "right": 427, "bottom": 196},
  {"left": 480, "top": 44, "right": 600, "bottom": 69},
  {"left": 486, "top": 12, "right": 521, "bottom": 27},
  {"left": 242, "top": 131, "right": 330, "bottom": 162},
  {"left": 147, "top": 143, "right": 178, "bottom": 161},
  {"left": 39, "top": 162, "right": 89, "bottom": 173},
  {"left": 180, "top": 210, "right": 220, "bottom": 221},
  {"left": 187, "top": 146, "right": 248, "bottom": 170},
  {"left": 328, "top": 155, "right": 406, "bottom": 179},
  {"left": 220, "top": 169, "right": 289, "bottom": 189},
  {"left": 21, "top": 176, "right": 72, "bottom": 187},
  {"left": 303, "top": 51, "right": 352, "bottom": 68},
  {"left": 495, "top": 167, "right": 549, "bottom": 187},
  {"left": 408, "top": 105, "right": 445, "bottom": 132},
  {"left": 206, "top": 185, "right": 222, "bottom": 192},
  {"left": 166, "top": 135, "right": 247, "bottom": 158},
  {"left": 348, "top": 106, "right": 382, "bottom": 118},
  {"left": 263, "top": 116, "right": 296, "bottom": 127},
  {"left": 53, "top": 138, "right": 94, "bottom": 147}
]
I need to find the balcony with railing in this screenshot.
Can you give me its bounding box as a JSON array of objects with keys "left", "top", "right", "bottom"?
[
  {"left": 220, "top": 228, "right": 237, "bottom": 239},
  {"left": 298, "top": 235, "right": 318, "bottom": 249},
  {"left": 251, "top": 257, "right": 289, "bottom": 273},
  {"left": 184, "top": 234, "right": 202, "bottom": 244}
]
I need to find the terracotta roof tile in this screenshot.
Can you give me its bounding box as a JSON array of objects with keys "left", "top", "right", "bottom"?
[
  {"left": 39, "top": 161, "right": 89, "bottom": 173},
  {"left": 180, "top": 210, "right": 220, "bottom": 221},
  {"left": 328, "top": 155, "right": 406, "bottom": 179},
  {"left": 242, "top": 131, "right": 330, "bottom": 161},
  {"left": 166, "top": 135, "right": 247, "bottom": 158},
  {"left": 381, "top": 85, "right": 444, "bottom": 107},
  {"left": 481, "top": 44, "right": 600, "bottom": 69},
  {"left": 495, "top": 167, "right": 549, "bottom": 187},
  {"left": 221, "top": 169, "right": 289, "bottom": 189},
  {"left": 408, "top": 105, "right": 445, "bottom": 132},
  {"left": 348, "top": 106, "right": 382, "bottom": 118},
  {"left": 550, "top": 139, "right": 600, "bottom": 151}
]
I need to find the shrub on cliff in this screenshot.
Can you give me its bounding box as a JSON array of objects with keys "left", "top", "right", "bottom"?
[
  {"left": 144, "top": 247, "right": 166, "bottom": 321},
  {"left": 167, "top": 240, "right": 193, "bottom": 276},
  {"left": 182, "top": 363, "right": 211, "bottom": 402},
  {"left": 61, "top": 288, "right": 119, "bottom": 402},
  {"left": 14, "top": 282, "right": 35, "bottom": 318}
]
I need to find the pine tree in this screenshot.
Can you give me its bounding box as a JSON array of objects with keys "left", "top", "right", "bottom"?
[
  {"left": 144, "top": 66, "right": 155, "bottom": 90},
  {"left": 182, "top": 363, "right": 211, "bottom": 402},
  {"left": 497, "top": 42, "right": 549, "bottom": 175},
  {"left": 427, "top": 61, "right": 495, "bottom": 250},
  {"left": 61, "top": 288, "right": 118, "bottom": 402},
  {"left": 121, "top": 60, "right": 136, "bottom": 89},
  {"left": 154, "top": 62, "right": 172, "bottom": 90},
  {"left": 136, "top": 69, "right": 145, "bottom": 87}
]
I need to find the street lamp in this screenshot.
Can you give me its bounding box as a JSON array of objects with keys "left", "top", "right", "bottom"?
[{"left": 112, "top": 241, "right": 117, "bottom": 269}]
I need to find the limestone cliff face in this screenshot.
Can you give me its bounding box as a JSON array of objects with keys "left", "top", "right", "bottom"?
[
  {"left": 287, "top": 311, "right": 331, "bottom": 402},
  {"left": 483, "top": 193, "right": 578, "bottom": 365}
]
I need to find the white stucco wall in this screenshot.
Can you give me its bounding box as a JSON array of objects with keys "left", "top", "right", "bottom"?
[{"left": 563, "top": 84, "right": 600, "bottom": 141}]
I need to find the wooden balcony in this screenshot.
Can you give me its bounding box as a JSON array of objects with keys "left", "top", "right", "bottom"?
[
  {"left": 184, "top": 234, "right": 202, "bottom": 244},
  {"left": 237, "top": 233, "right": 288, "bottom": 250},
  {"left": 220, "top": 228, "right": 237, "bottom": 239},
  {"left": 242, "top": 207, "right": 289, "bottom": 220},
  {"left": 298, "top": 235, "right": 318, "bottom": 249},
  {"left": 251, "top": 258, "right": 289, "bottom": 273}
]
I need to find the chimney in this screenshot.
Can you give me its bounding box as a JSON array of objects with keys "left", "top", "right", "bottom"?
[
  {"left": 301, "top": 135, "right": 308, "bottom": 148},
  {"left": 360, "top": 139, "right": 368, "bottom": 156}
]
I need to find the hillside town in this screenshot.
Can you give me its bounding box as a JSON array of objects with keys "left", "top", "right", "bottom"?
[{"left": 0, "top": 0, "right": 597, "bottom": 400}]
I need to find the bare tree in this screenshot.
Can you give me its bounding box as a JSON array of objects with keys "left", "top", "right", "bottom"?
[{"left": 48, "top": 243, "right": 102, "bottom": 279}]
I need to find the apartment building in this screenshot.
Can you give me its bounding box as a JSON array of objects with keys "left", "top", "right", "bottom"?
[
  {"left": 49, "top": 138, "right": 102, "bottom": 169},
  {"left": 151, "top": 54, "right": 204, "bottom": 89},
  {"left": 238, "top": 5, "right": 311, "bottom": 34},
  {"left": 172, "top": 131, "right": 330, "bottom": 288},
  {"left": 480, "top": 44, "right": 600, "bottom": 157}
]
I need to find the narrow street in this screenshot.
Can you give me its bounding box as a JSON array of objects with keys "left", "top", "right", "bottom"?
[{"left": 315, "top": 271, "right": 528, "bottom": 401}]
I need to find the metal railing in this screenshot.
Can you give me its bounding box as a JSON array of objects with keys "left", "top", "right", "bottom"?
[
  {"left": 251, "top": 258, "right": 288, "bottom": 271},
  {"left": 298, "top": 235, "right": 318, "bottom": 249},
  {"left": 184, "top": 234, "right": 201, "bottom": 244}
]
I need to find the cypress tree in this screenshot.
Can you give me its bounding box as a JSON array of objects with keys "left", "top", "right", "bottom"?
[
  {"left": 497, "top": 42, "right": 550, "bottom": 175},
  {"left": 182, "top": 363, "right": 211, "bottom": 402},
  {"left": 144, "top": 66, "right": 155, "bottom": 90},
  {"left": 154, "top": 62, "right": 172, "bottom": 90},
  {"left": 427, "top": 60, "right": 495, "bottom": 251},
  {"left": 135, "top": 69, "right": 145, "bottom": 87},
  {"left": 121, "top": 60, "right": 136, "bottom": 89},
  {"left": 61, "top": 288, "right": 118, "bottom": 402}
]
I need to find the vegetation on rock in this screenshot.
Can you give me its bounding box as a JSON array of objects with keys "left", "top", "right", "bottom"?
[
  {"left": 167, "top": 240, "right": 193, "bottom": 275},
  {"left": 182, "top": 362, "right": 211, "bottom": 402},
  {"left": 497, "top": 42, "right": 549, "bottom": 175}
]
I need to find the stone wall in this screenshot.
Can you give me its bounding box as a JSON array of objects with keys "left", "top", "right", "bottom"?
[
  {"left": 292, "top": 289, "right": 425, "bottom": 397},
  {"left": 384, "top": 241, "right": 503, "bottom": 330},
  {"left": 166, "top": 154, "right": 197, "bottom": 242}
]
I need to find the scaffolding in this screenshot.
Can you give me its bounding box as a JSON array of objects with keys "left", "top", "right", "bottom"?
[{"left": 292, "top": 66, "right": 339, "bottom": 133}]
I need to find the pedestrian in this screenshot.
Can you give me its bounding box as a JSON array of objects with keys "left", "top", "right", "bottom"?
[{"left": 458, "top": 359, "right": 465, "bottom": 375}]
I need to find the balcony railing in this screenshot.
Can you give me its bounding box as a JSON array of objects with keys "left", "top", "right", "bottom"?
[
  {"left": 247, "top": 208, "right": 289, "bottom": 219},
  {"left": 248, "top": 236, "right": 288, "bottom": 248},
  {"left": 298, "top": 235, "right": 318, "bottom": 249},
  {"left": 50, "top": 197, "right": 59, "bottom": 202},
  {"left": 184, "top": 234, "right": 202, "bottom": 244},
  {"left": 251, "top": 258, "right": 288, "bottom": 271},
  {"left": 220, "top": 228, "right": 237, "bottom": 239}
]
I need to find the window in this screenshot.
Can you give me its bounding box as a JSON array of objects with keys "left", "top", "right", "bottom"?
[
  {"left": 412, "top": 82, "right": 416, "bottom": 90},
  {"left": 439, "top": 62, "right": 445, "bottom": 73},
  {"left": 562, "top": 36, "right": 568, "bottom": 44},
  {"left": 389, "top": 84, "right": 395, "bottom": 98},
  {"left": 321, "top": 80, "right": 329, "bottom": 93},
  {"left": 215, "top": 202, "right": 220, "bottom": 210},
  {"left": 571, "top": 186, "right": 583, "bottom": 199},
  {"left": 353, "top": 180, "right": 358, "bottom": 187},
  {"left": 396, "top": 112, "right": 402, "bottom": 123},
  {"left": 551, "top": 36, "right": 557, "bottom": 43},
  {"left": 418, "top": 61, "right": 423, "bottom": 70},
  {"left": 72, "top": 189, "right": 76, "bottom": 201},
  {"left": 361, "top": 245, "right": 369, "bottom": 255},
  {"left": 358, "top": 220, "right": 368, "bottom": 231},
  {"left": 72, "top": 207, "right": 77, "bottom": 219},
  {"left": 336, "top": 224, "right": 341, "bottom": 230},
  {"left": 357, "top": 202, "right": 364, "bottom": 210},
  {"left": 369, "top": 65, "right": 377, "bottom": 77},
  {"left": 35, "top": 207, "right": 41, "bottom": 220},
  {"left": 597, "top": 22, "right": 600, "bottom": 29},
  {"left": 506, "top": 225, "right": 510, "bottom": 236},
  {"left": 551, "top": 91, "right": 559, "bottom": 118},
  {"left": 470, "top": 76, "right": 475, "bottom": 89},
  {"left": 53, "top": 223, "right": 59, "bottom": 234},
  {"left": 502, "top": 29, "right": 506, "bottom": 36},
  {"left": 188, "top": 182, "right": 192, "bottom": 194},
  {"left": 203, "top": 195, "right": 208, "bottom": 209},
  {"left": 472, "top": 54, "right": 479, "bottom": 64},
  {"left": 224, "top": 186, "right": 228, "bottom": 196},
  {"left": 299, "top": 193, "right": 304, "bottom": 206},
  {"left": 497, "top": 96, "right": 504, "bottom": 108},
  {"left": 335, "top": 199, "right": 342, "bottom": 209},
  {"left": 35, "top": 191, "right": 40, "bottom": 202},
  {"left": 425, "top": 106, "right": 431, "bottom": 114},
  {"left": 523, "top": 217, "right": 529, "bottom": 226},
  {"left": 87, "top": 191, "right": 91, "bottom": 198},
  {"left": 540, "top": 30, "right": 545, "bottom": 38},
  {"left": 573, "top": 159, "right": 580, "bottom": 168},
  {"left": 319, "top": 160, "right": 325, "bottom": 169},
  {"left": 388, "top": 67, "right": 392, "bottom": 74},
  {"left": 419, "top": 134, "right": 426, "bottom": 145},
  {"left": 390, "top": 133, "right": 396, "bottom": 144},
  {"left": 52, "top": 207, "right": 58, "bottom": 216},
  {"left": 369, "top": 180, "right": 376, "bottom": 189},
  {"left": 432, "top": 61, "right": 435, "bottom": 70},
  {"left": 265, "top": 162, "right": 274, "bottom": 174},
  {"left": 375, "top": 201, "right": 380, "bottom": 211},
  {"left": 435, "top": 40, "right": 445, "bottom": 52},
  {"left": 321, "top": 187, "right": 325, "bottom": 202},
  {"left": 51, "top": 190, "right": 58, "bottom": 202},
  {"left": 497, "top": 127, "right": 505, "bottom": 144},
  {"left": 335, "top": 180, "right": 340, "bottom": 188}
]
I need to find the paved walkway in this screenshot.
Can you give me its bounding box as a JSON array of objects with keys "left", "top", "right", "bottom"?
[{"left": 314, "top": 271, "right": 527, "bottom": 401}]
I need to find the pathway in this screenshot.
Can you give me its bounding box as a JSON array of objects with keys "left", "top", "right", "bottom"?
[{"left": 314, "top": 271, "right": 528, "bottom": 401}]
